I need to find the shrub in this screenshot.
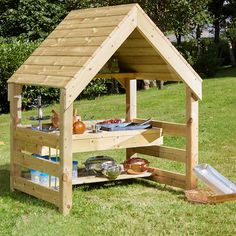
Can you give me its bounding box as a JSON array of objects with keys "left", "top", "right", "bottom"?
[
  {"left": 0, "top": 39, "right": 37, "bottom": 113},
  {"left": 0, "top": 39, "right": 60, "bottom": 113}
]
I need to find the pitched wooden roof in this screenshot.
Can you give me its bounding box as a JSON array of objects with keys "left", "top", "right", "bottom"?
[{"left": 8, "top": 3, "right": 202, "bottom": 105}]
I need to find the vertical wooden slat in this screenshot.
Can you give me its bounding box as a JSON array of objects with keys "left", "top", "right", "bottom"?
[
  {"left": 59, "top": 89, "right": 73, "bottom": 215},
  {"left": 126, "top": 79, "right": 137, "bottom": 159},
  {"left": 8, "top": 83, "right": 22, "bottom": 191},
  {"left": 186, "top": 86, "right": 199, "bottom": 189}
]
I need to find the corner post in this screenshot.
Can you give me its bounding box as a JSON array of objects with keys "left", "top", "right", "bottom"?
[
  {"left": 186, "top": 86, "right": 198, "bottom": 189},
  {"left": 59, "top": 89, "right": 73, "bottom": 215},
  {"left": 126, "top": 79, "right": 137, "bottom": 159},
  {"left": 8, "top": 83, "right": 22, "bottom": 191}
]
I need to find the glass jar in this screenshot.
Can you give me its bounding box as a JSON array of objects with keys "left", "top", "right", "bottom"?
[
  {"left": 31, "top": 169, "right": 41, "bottom": 184},
  {"left": 72, "top": 161, "right": 78, "bottom": 180},
  {"left": 40, "top": 173, "right": 49, "bottom": 187}
]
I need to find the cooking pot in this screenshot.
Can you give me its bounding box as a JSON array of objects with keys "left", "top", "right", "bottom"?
[
  {"left": 123, "top": 158, "right": 150, "bottom": 174},
  {"left": 84, "top": 156, "right": 115, "bottom": 173}
]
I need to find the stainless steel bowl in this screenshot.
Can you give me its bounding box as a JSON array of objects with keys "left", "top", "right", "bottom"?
[{"left": 101, "top": 162, "right": 122, "bottom": 180}]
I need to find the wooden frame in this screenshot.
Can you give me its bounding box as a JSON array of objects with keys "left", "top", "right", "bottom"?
[{"left": 7, "top": 4, "right": 202, "bottom": 215}]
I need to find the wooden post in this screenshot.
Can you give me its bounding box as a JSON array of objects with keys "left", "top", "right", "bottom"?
[
  {"left": 8, "top": 83, "right": 22, "bottom": 191},
  {"left": 126, "top": 79, "right": 137, "bottom": 159},
  {"left": 125, "top": 79, "right": 137, "bottom": 122},
  {"left": 59, "top": 89, "right": 73, "bottom": 215},
  {"left": 186, "top": 86, "right": 198, "bottom": 189}
]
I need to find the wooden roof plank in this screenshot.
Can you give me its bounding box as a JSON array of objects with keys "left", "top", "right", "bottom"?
[
  {"left": 48, "top": 27, "right": 114, "bottom": 38},
  {"left": 66, "top": 4, "right": 136, "bottom": 19},
  {"left": 115, "top": 47, "right": 158, "bottom": 56},
  {"left": 57, "top": 15, "right": 126, "bottom": 29},
  {"left": 41, "top": 36, "right": 107, "bottom": 47},
  {"left": 117, "top": 56, "right": 166, "bottom": 65},
  {"left": 32, "top": 46, "right": 98, "bottom": 57},
  {"left": 16, "top": 65, "right": 81, "bottom": 77},
  {"left": 25, "top": 56, "right": 89, "bottom": 67},
  {"left": 8, "top": 74, "right": 71, "bottom": 88}
]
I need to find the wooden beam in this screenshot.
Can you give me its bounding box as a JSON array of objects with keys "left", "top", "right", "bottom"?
[
  {"left": 95, "top": 73, "right": 179, "bottom": 81},
  {"left": 133, "top": 118, "right": 187, "bottom": 137},
  {"left": 15, "top": 127, "right": 59, "bottom": 149},
  {"left": 186, "top": 87, "right": 198, "bottom": 189},
  {"left": 59, "top": 89, "right": 73, "bottom": 215},
  {"left": 130, "top": 146, "right": 186, "bottom": 163},
  {"left": 8, "top": 83, "right": 22, "bottom": 191},
  {"left": 72, "top": 130, "right": 163, "bottom": 153},
  {"left": 13, "top": 176, "right": 59, "bottom": 206},
  {"left": 126, "top": 79, "right": 137, "bottom": 122},
  {"left": 147, "top": 167, "right": 186, "bottom": 189},
  {"left": 126, "top": 79, "right": 137, "bottom": 159},
  {"left": 14, "top": 152, "right": 60, "bottom": 177}
]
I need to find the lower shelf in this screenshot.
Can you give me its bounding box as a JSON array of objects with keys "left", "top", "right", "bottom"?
[{"left": 72, "top": 171, "right": 152, "bottom": 185}]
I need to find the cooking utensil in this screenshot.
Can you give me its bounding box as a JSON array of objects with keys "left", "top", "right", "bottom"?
[
  {"left": 123, "top": 158, "right": 150, "bottom": 174},
  {"left": 101, "top": 162, "right": 121, "bottom": 180},
  {"left": 84, "top": 156, "right": 116, "bottom": 173}
]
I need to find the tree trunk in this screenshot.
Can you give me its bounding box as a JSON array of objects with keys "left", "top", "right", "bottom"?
[
  {"left": 176, "top": 34, "right": 182, "bottom": 45},
  {"left": 228, "top": 39, "right": 236, "bottom": 67},
  {"left": 214, "top": 19, "right": 220, "bottom": 44}
]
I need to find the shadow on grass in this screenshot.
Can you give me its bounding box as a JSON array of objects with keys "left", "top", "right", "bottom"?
[
  {"left": 1, "top": 164, "right": 185, "bottom": 210},
  {"left": 208, "top": 66, "right": 236, "bottom": 79},
  {"left": 0, "top": 164, "right": 57, "bottom": 211},
  {"left": 74, "top": 177, "right": 184, "bottom": 197}
]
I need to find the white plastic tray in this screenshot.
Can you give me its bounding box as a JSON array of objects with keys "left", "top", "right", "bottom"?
[{"left": 194, "top": 164, "right": 236, "bottom": 195}]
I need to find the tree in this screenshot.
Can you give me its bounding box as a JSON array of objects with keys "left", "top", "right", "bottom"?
[
  {"left": 145, "top": 0, "right": 211, "bottom": 44},
  {"left": 0, "top": 0, "right": 67, "bottom": 40}
]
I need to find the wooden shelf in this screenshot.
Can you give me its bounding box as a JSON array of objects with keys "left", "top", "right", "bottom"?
[
  {"left": 72, "top": 171, "right": 152, "bottom": 185},
  {"left": 72, "top": 127, "right": 163, "bottom": 153}
]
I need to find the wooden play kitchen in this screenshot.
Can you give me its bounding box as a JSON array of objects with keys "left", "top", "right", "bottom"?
[{"left": 8, "top": 4, "right": 202, "bottom": 215}]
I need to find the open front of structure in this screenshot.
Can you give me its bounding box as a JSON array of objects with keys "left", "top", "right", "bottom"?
[{"left": 8, "top": 4, "right": 202, "bottom": 215}]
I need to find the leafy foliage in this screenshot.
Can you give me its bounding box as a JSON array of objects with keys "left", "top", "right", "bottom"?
[
  {"left": 0, "top": 39, "right": 60, "bottom": 113},
  {"left": 0, "top": 0, "right": 67, "bottom": 40}
]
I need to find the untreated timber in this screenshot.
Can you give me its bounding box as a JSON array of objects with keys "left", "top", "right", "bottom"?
[
  {"left": 15, "top": 127, "right": 59, "bottom": 149},
  {"left": 133, "top": 118, "right": 187, "bottom": 137},
  {"left": 14, "top": 152, "right": 59, "bottom": 177},
  {"left": 147, "top": 167, "right": 186, "bottom": 189},
  {"left": 14, "top": 176, "right": 59, "bottom": 206},
  {"left": 130, "top": 146, "right": 186, "bottom": 163}
]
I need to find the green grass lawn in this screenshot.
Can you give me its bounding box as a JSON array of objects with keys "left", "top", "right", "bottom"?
[{"left": 0, "top": 68, "right": 236, "bottom": 235}]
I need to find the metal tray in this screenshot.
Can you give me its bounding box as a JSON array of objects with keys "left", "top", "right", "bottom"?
[
  {"left": 194, "top": 164, "right": 236, "bottom": 195},
  {"left": 99, "top": 122, "right": 152, "bottom": 131}
]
